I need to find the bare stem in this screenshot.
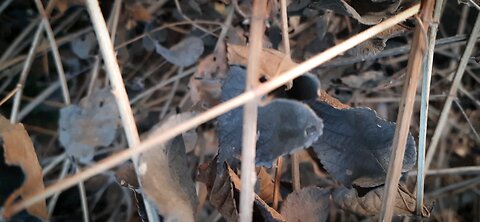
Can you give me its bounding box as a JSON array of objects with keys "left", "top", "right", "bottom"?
[
  {"left": 379, "top": 1, "right": 434, "bottom": 221},
  {"left": 416, "top": 0, "right": 444, "bottom": 215},
  {"left": 84, "top": 1, "right": 158, "bottom": 221},
  {"left": 34, "top": 0, "right": 71, "bottom": 105},
  {"left": 239, "top": 0, "right": 266, "bottom": 221}
]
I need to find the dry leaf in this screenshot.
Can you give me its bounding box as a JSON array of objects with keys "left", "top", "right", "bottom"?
[
  {"left": 256, "top": 168, "right": 277, "bottom": 203},
  {"left": 59, "top": 88, "right": 120, "bottom": 162},
  {"left": 115, "top": 163, "right": 139, "bottom": 189},
  {"left": 127, "top": 3, "right": 152, "bottom": 22},
  {"left": 333, "top": 185, "right": 431, "bottom": 217},
  {"left": 227, "top": 44, "right": 296, "bottom": 89},
  {"left": 226, "top": 44, "right": 348, "bottom": 107},
  {"left": 197, "top": 159, "right": 286, "bottom": 222},
  {"left": 307, "top": 101, "right": 416, "bottom": 187},
  {"left": 0, "top": 115, "right": 47, "bottom": 220},
  {"left": 70, "top": 32, "right": 97, "bottom": 60},
  {"left": 139, "top": 113, "right": 198, "bottom": 222},
  {"left": 281, "top": 187, "right": 330, "bottom": 222},
  {"left": 54, "top": 0, "right": 83, "bottom": 14},
  {"left": 155, "top": 36, "right": 204, "bottom": 67},
  {"left": 189, "top": 43, "right": 228, "bottom": 109}
]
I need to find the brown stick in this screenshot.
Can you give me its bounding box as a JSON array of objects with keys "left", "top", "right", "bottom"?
[{"left": 379, "top": 1, "right": 434, "bottom": 221}]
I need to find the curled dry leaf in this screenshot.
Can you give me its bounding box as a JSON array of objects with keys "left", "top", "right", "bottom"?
[
  {"left": 139, "top": 113, "right": 198, "bottom": 222},
  {"left": 227, "top": 44, "right": 296, "bottom": 89},
  {"left": 218, "top": 66, "right": 323, "bottom": 167},
  {"left": 155, "top": 36, "right": 204, "bottom": 67},
  {"left": 189, "top": 43, "right": 228, "bottom": 110},
  {"left": 307, "top": 101, "right": 416, "bottom": 187},
  {"left": 59, "top": 88, "right": 120, "bottom": 162},
  {"left": 197, "top": 159, "right": 286, "bottom": 222},
  {"left": 0, "top": 115, "right": 47, "bottom": 220},
  {"left": 281, "top": 187, "right": 330, "bottom": 222},
  {"left": 333, "top": 185, "right": 431, "bottom": 217}
]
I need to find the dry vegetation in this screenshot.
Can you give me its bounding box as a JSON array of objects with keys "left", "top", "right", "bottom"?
[{"left": 0, "top": 0, "right": 479, "bottom": 221}]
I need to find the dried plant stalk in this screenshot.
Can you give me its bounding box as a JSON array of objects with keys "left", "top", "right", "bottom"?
[{"left": 379, "top": 0, "right": 434, "bottom": 221}]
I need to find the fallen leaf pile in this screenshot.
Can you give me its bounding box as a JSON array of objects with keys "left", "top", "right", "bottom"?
[{"left": 2, "top": 0, "right": 478, "bottom": 220}]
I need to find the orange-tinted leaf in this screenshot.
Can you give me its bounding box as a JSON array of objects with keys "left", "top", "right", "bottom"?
[{"left": 1, "top": 115, "right": 47, "bottom": 220}]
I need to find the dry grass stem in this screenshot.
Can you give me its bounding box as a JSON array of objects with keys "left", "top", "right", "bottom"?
[
  {"left": 239, "top": 1, "right": 266, "bottom": 221},
  {"left": 379, "top": 1, "right": 434, "bottom": 220}
]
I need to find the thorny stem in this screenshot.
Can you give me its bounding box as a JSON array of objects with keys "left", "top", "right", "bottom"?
[{"left": 3, "top": 5, "right": 420, "bottom": 217}]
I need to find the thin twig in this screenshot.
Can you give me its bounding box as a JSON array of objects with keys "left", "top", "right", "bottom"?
[
  {"left": 0, "top": 87, "right": 19, "bottom": 107},
  {"left": 34, "top": 0, "right": 71, "bottom": 105},
  {"left": 3, "top": 5, "right": 420, "bottom": 216},
  {"left": 379, "top": 0, "right": 434, "bottom": 220},
  {"left": 272, "top": 158, "right": 283, "bottom": 210},
  {"left": 160, "top": 67, "right": 182, "bottom": 119},
  {"left": 239, "top": 1, "right": 266, "bottom": 221},
  {"left": 425, "top": 12, "right": 480, "bottom": 170},
  {"left": 83, "top": 1, "right": 159, "bottom": 222},
  {"left": 48, "top": 158, "right": 71, "bottom": 216},
  {"left": 10, "top": 24, "right": 44, "bottom": 123},
  {"left": 408, "top": 166, "right": 480, "bottom": 176},
  {"left": 87, "top": 0, "right": 122, "bottom": 97},
  {"left": 416, "top": 0, "right": 444, "bottom": 215},
  {"left": 0, "top": 18, "right": 40, "bottom": 63},
  {"left": 453, "top": 99, "right": 480, "bottom": 142},
  {"left": 0, "top": 0, "right": 12, "bottom": 16},
  {"left": 130, "top": 67, "right": 195, "bottom": 104},
  {"left": 75, "top": 163, "right": 90, "bottom": 222}
]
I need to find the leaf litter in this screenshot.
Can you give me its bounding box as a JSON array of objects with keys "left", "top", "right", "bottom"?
[{"left": 3, "top": 0, "right": 477, "bottom": 220}]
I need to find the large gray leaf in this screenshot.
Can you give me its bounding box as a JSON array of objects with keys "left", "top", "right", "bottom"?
[
  {"left": 307, "top": 101, "right": 416, "bottom": 187},
  {"left": 59, "top": 88, "right": 120, "bottom": 162},
  {"left": 155, "top": 36, "right": 204, "bottom": 67},
  {"left": 217, "top": 66, "right": 323, "bottom": 167}
]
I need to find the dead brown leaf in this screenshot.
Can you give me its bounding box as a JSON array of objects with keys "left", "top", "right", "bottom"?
[
  {"left": 1, "top": 115, "right": 48, "bottom": 220},
  {"left": 189, "top": 43, "right": 228, "bottom": 110},
  {"left": 198, "top": 159, "right": 286, "bottom": 222},
  {"left": 281, "top": 187, "right": 330, "bottom": 222},
  {"left": 226, "top": 44, "right": 350, "bottom": 109},
  {"left": 139, "top": 113, "right": 198, "bottom": 222},
  {"left": 332, "top": 185, "right": 431, "bottom": 217},
  {"left": 127, "top": 3, "right": 153, "bottom": 22},
  {"left": 227, "top": 44, "right": 296, "bottom": 89}
]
